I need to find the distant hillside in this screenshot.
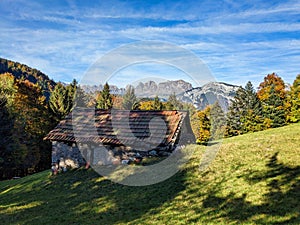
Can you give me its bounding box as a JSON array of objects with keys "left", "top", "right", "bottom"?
[
  {"left": 1, "top": 123, "right": 299, "bottom": 224},
  {"left": 178, "top": 82, "right": 240, "bottom": 111},
  {"left": 0, "top": 58, "right": 56, "bottom": 99}
]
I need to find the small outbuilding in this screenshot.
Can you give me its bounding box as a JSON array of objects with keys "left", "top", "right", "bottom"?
[{"left": 44, "top": 109, "right": 195, "bottom": 168}]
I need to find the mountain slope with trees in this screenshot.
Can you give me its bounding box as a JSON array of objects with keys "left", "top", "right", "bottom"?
[{"left": 0, "top": 58, "right": 56, "bottom": 99}]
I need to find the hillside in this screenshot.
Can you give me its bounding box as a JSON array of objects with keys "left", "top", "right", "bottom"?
[
  {"left": 0, "top": 58, "right": 56, "bottom": 99},
  {"left": 0, "top": 124, "right": 300, "bottom": 224}
]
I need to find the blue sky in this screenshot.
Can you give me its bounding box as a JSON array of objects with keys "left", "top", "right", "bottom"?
[{"left": 0, "top": 0, "right": 300, "bottom": 88}]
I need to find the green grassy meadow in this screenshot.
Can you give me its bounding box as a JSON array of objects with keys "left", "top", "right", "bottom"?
[{"left": 1, "top": 124, "right": 300, "bottom": 225}]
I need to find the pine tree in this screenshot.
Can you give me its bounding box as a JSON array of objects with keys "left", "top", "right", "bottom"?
[
  {"left": 49, "top": 82, "right": 72, "bottom": 120},
  {"left": 151, "top": 96, "right": 163, "bottom": 110},
  {"left": 74, "top": 85, "right": 88, "bottom": 108},
  {"left": 210, "top": 101, "right": 226, "bottom": 140},
  {"left": 257, "top": 73, "right": 286, "bottom": 128},
  {"left": 96, "top": 82, "right": 113, "bottom": 109},
  {"left": 226, "top": 86, "right": 245, "bottom": 136},
  {"left": 122, "top": 85, "right": 139, "bottom": 110},
  {"left": 165, "top": 93, "right": 183, "bottom": 110},
  {"left": 242, "top": 81, "right": 264, "bottom": 132},
  {"left": 226, "top": 82, "right": 264, "bottom": 136},
  {"left": 262, "top": 85, "right": 286, "bottom": 128}
]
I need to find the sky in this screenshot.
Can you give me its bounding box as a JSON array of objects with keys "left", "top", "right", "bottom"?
[{"left": 0, "top": 0, "right": 300, "bottom": 88}]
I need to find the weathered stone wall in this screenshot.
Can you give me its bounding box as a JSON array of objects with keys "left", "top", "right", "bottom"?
[
  {"left": 52, "top": 142, "right": 121, "bottom": 168},
  {"left": 52, "top": 141, "right": 86, "bottom": 168}
]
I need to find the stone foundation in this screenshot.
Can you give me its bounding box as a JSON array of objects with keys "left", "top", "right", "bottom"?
[
  {"left": 52, "top": 141, "right": 86, "bottom": 168},
  {"left": 52, "top": 142, "right": 122, "bottom": 168},
  {"left": 51, "top": 141, "right": 188, "bottom": 168}
]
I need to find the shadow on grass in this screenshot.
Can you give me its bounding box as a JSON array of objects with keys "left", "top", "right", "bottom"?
[
  {"left": 202, "top": 152, "right": 300, "bottom": 224},
  {"left": 0, "top": 167, "right": 187, "bottom": 225},
  {"left": 1, "top": 151, "right": 299, "bottom": 224}
]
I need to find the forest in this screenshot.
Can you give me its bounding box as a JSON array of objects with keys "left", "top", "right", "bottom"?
[{"left": 0, "top": 58, "right": 300, "bottom": 180}]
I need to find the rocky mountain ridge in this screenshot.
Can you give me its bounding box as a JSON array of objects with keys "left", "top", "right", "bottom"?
[
  {"left": 81, "top": 79, "right": 240, "bottom": 111},
  {"left": 134, "top": 79, "right": 192, "bottom": 98},
  {"left": 178, "top": 82, "right": 240, "bottom": 111}
]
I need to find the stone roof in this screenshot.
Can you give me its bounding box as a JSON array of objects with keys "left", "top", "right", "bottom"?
[{"left": 44, "top": 109, "right": 191, "bottom": 149}]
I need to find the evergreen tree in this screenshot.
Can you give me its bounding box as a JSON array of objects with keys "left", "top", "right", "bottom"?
[
  {"left": 226, "top": 86, "right": 245, "bottom": 136},
  {"left": 262, "top": 85, "right": 286, "bottom": 128},
  {"left": 151, "top": 96, "right": 163, "bottom": 110},
  {"left": 226, "top": 82, "right": 264, "bottom": 136},
  {"left": 242, "top": 81, "right": 264, "bottom": 132},
  {"left": 49, "top": 82, "right": 72, "bottom": 120},
  {"left": 74, "top": 85, "right": 88, "bottom": 108},
  {"left": 122, "top": 85, "right": 139, "bottom": 110},
  {"left": 257, "top": 73, "right": 286, "bottom": 128},
  {"left": 96, "top": 82, "right": 113, "bottom": 109},
  {"left": 49, "top": 79, "right": 87, "bottom": 120},
  {"left": 165, "top": 93, "right": 183, "bottom": 110},
  {"left": 210, "top": 101, "right": 226, "bottom": 140}
]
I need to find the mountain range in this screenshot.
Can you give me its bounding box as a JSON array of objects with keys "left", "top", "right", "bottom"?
[
  {"left": 0, "top": 58, "right": 240, "bottom": 111},
  {"left": 81, "top": 80, "right": 240, "bottom": 111}
]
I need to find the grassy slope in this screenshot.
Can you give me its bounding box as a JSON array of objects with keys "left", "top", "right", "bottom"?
[{"left": 0, "top": 124, "right": 300, "bottom": 225}]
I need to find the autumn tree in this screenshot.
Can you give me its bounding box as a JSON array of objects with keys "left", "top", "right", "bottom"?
[
  {"left": 13, "top": 79, "right": 54, "bottom": 174},
  {"left": 0, "top": 73, "right": 25, "bottom": 179},
  {"left": 112, "top": 95, "right": 124, "bottom": 109},
  {"left": 138, "top": 100, "right": 153, "bottom": 110},
  {"left": 191, "top": 106, "right": 211, "bottom": 144},
  {"left": 287, "top": 74, "right": 300, "bottom": 122},
  {"left": 257, "top": 73, "right": 286, "bottom": 100},
  {"left": 0, "top": 73, "right": 55, "bottom": 178}
]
